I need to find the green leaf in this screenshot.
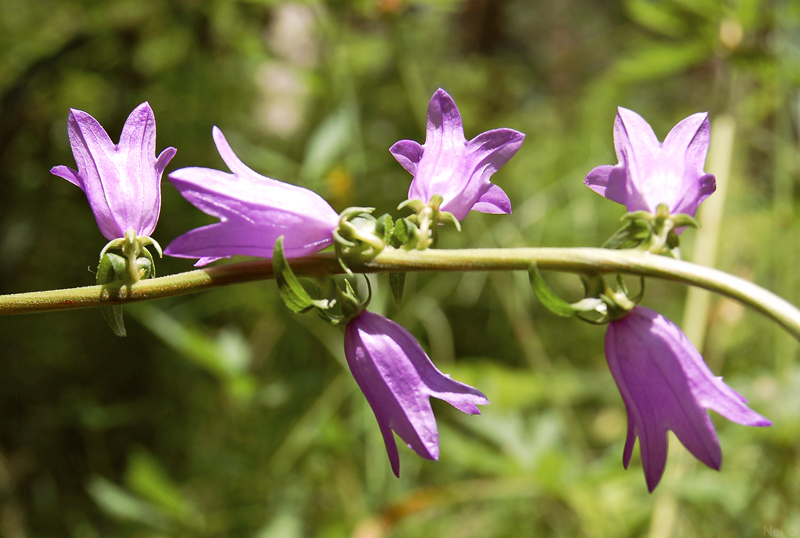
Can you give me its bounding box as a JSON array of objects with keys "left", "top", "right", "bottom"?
[
  {"left": 625, "top": 0, "right": 688, "bottom": 37},
  {"left": 610, "top": 40, "right": 711, "bottom": 83},
  {"left": 374, "top": 213, "right": 394, "bottom": 243},
  {"left": 528, "top": 263, "right": 578, "bottom": 318},
  {"left": 273, "top": 236, "right": 315, "bottom": 314},
  {"left": 101, "top": 305, "right": 127, "bottom": 337},
  {"left": 389, "top": 272, "right": 406, "bottom": 308}
]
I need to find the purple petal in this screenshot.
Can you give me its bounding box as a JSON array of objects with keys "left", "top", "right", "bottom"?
[
  {"left": 389, "top": 139, "right": 423, "bottom": 176},
  {"left": 64, "top": 108, "right": 125, "bottom": 239},
  {"left": 50, "top": 165, "right": 81, "bottom": 187},
  {"left": 471, "top": 183, "right": 511, "bottom": 214},
  {"left": 583, "top": 164, "right": 628, "bottom": 206},
  {"left": 344, "top": 311, "right": 488, "bottom": 476}
]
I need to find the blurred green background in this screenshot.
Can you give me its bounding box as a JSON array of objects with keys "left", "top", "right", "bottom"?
[{"left": 1, "top": 0, "right": 800, "bottom": 536}]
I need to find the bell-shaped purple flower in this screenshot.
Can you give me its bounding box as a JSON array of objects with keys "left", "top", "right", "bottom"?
[
  {"left": 344, "top": 310, "right": 489, "bottom": 476},
  {"left": 390, "top": 89, "right": 525, "bottom": 221},
  {"left": 165, "top": 127, "right": 340, "bottom": 266},
  {"left": 605, "top": 306, "right": 770, "bottom": 491},
  {"left": 50, "top": 102, "right": 176, "bottom": 241},
  {"left": 585, "top": 107, "right": 716, "bottom": 218}
]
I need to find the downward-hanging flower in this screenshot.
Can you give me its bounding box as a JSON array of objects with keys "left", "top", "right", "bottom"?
[
  {"left": 344, "top": 310, "right": 489, "bottom": 476},
  {"left": 390, "top": 89, "right": 525, "bottom": 221},
  {"left": 165, "top": 127, "right": 340, "bottom": 266},
  {"left": 605, "top": 306, "right": 770, "bottom": 491},
  {"left": 50, "top": 102, "right": 176, "bottom": 242},
  {"left": 584, "top": 107, "right": 716, "bottom": 218}
]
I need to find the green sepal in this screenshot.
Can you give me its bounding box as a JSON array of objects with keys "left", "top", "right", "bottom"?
[
  {"left": 139, "top": 248, "right": 156, "bottom": 279},
  {"left": 98, "top": 252, "right": 128, "bottom": 284},
  {"left": 97, "top": 252, "right": 129, "bottom": 337},
  {"left": 100, "top": 305, "right": 127, "bottom": 337},
  {"left": 602, "top": 219, "right": 652, "bottom": 250},
  {"left": 274, "top": 236, "right": 316, "bottom": 313},
  {"left": 528, "top": 263, "right": 579, "bottom": 317},
  {"left": 397, "top": 199, "right": 426, "bottom": 213},
  {"left": 389, "top": 272, "right": 406, "bottom": 308},
  {"left": 529, "top": 264, "right": 607, "bottom": 319},
  {"left": 374, "top": 214, "right": 394, "bottom": 244},
  {"left": 438, "top": 210, "right": 461, "bottom": 232},
  {"left": 273, "top": 236, "right": 332, "bottom": 314},
  {"left": 390, "top": 218, "right": 421, "bottom": 249}
]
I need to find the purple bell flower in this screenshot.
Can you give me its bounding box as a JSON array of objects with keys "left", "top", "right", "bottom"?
[
  {"left": 165, "top": 127, "right": 340, "bottom": 266},
  {"left": 51, "top": 102, "right": 176, "bottom": 241},
  {"left": 344, "top": 310, "right": 489, "bottom": 476},
  {"left": 584, "top": 107, "right": 716, "bottom": 219},
  {"left": 390, "top": 89, "right": 525, "bottom": 221},
  {"left": 605, "top": 306, "right": 771, "bottom": 491}
]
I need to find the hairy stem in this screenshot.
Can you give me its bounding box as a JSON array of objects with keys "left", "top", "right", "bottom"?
[{"left": 2, "top": 247, "right": 799, "bottom": 341}]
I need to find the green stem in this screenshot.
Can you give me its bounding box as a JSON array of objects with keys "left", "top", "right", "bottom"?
[{"left": 2, "top": 247, "right": 799, "bottom": 341}]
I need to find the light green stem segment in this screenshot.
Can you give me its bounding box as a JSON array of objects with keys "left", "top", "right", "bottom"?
[{"left": 2, "top": 247, "right": 799, "bottom": 341}]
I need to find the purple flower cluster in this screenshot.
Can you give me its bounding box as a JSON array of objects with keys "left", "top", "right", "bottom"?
[{"left": 51, "top": 96, "right": 769, "bottom": 488}]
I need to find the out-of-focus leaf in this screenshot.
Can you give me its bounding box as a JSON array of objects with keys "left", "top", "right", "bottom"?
[
  {"left": 624, "top": 0, "right": 688, "bottom": 37},
  {"left": 300, "top": 107, "right": 352, "bottom": 183},
  {"left": 125, "top": 449, "right": 200, "bottom": 526},
  {"left": 86, "top": 476, "right": 169, "bottom": 529},
  {"left": 609, "top": 40, "right": 712, "bottom": 83}
]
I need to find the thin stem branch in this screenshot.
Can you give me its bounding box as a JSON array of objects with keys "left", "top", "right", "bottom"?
[{"left": 2, "top": 247, "right": 799, "bottom": 341}]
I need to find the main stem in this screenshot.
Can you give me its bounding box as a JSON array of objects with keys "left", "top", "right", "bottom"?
[{"left": 2, "top": 247, "right": 799, "bottom": 341}]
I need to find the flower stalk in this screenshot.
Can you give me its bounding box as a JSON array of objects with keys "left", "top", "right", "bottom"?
[{"left": 2, "top": 247, "right": 800, "bottom": 342}]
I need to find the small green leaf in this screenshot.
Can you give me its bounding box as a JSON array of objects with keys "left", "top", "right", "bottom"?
[
  {"left": 389, "top": 272, "right": 406, "bottom": 308},
  {"left": 528, "top": 263, "right": 578, "bottom": 318},
  {"left": 374, "top": 214, "right": 394, "bottom": 243},
  {"left": 273, "top": 236, "right": 315, "bottom": 314},
  {"left": 101, "top": 305, "right": 127, "bottom": 337}
]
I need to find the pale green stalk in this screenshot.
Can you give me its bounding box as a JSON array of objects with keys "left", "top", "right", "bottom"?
[{"left": 1, "top": 248, "right": 799, "bottom": 342}]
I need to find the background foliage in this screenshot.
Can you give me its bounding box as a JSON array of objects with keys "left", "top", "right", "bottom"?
[{"left": 1, "top": 0, "right": 799, "bottom": 536}]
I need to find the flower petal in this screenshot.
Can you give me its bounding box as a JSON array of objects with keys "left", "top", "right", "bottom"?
[
  {"left": 389, "top": 139, "right": 423, "bottom": 176},
  {"left": 470, "top": 184, "right": 511, "bottom": 215}
]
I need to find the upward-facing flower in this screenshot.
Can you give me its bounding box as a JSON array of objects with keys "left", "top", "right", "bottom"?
[
  {"left": 344, "top": 310, "right": 489, "bottom": 476},
  {"left": 50, "top": 102, "right": 176, "bottom": 241},
  {"left": 165, "top": 127, "right": 340, "bottom": 266},
  {"left": 584, "top": 107, "right": 716, "bottom": 218},
  {"left": 390, "top": 89, "right": 525, "bottom": 221},
  {"left": 605, "top": 306, "right": 770, "bottom": 491}
]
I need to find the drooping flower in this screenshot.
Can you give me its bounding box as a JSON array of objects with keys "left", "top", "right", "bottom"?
[
  {"left": 605, "top": 306, "right": 770, "bottom": 491},
  {"left": 50, "top": 102, "right": 176, "bottom": 241},
  {"left": 390, "top": 88, "right": 525, "bottom": 221},
  {"left": 165, "top": 127, "right": 340, "bottom": 266},
  {"left": 584, "top": 107, "right": 716, "bottom": 218},
  {"left": 344, "top": 310, "right": 489, "bottom": 476}
]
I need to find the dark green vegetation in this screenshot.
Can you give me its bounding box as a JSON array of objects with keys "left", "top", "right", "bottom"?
[{"left": 1, "top": 0, "right": 799, "bottom": 536}]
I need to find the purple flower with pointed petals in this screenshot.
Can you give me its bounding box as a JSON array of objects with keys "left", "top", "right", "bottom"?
[
  {"left": 390, "top": 89, "right": 525, "bottom": 221},
  {"left": 344, "top": 310, "right": 489, "bottom": 476},
  {"left": 585, "top": 107, "right": 716, "bottom": 218},
  {"left": 165, "top": 127, "right": 340, "bottom": 266},
  {"left": 605, "top": 306, "right": 770, "bottom": 491},
  {"left": 51, "top": 102, "right": 176, "bottom": 241}
]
